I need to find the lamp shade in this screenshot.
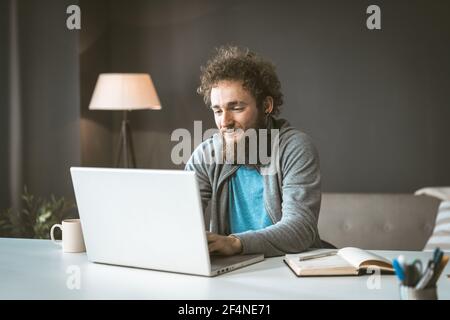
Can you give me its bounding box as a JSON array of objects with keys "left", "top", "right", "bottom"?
[{"left": 88, "top": 73, "right": 161, "bottom": 110}]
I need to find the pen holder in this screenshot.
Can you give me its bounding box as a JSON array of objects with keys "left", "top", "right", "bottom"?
[{"left": 399, "top": 285, "right": 438, "bottom": 300}]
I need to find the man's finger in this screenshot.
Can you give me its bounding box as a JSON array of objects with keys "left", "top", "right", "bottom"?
[
  {"left": 206, "top": 232, "right": 218, "bottom": 242},
  {"left": 208, "top": 242, "right": 220, "bottom": 253}
]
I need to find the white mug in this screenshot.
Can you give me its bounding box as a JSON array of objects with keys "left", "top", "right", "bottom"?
[{"left": 50, "top": 219, "right": 86, "bottom": 253}]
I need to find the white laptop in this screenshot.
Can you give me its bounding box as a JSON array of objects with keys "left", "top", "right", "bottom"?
[{"left": 70, "top": 167, "right": 264, "bottom": 276}]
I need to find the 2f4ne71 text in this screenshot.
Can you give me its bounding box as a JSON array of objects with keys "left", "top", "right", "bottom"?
[{"left": 178, "top": 304, "right": 270, "bottom": 317}]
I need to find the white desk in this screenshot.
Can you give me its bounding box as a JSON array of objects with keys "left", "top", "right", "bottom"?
[{"left": 1, "top": 238, "right": 449, "bottom": 300}]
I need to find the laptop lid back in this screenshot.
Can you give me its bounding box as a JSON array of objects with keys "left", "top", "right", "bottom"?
[{"left": 70, "top": 167, "right": 211, "bottom": 276}]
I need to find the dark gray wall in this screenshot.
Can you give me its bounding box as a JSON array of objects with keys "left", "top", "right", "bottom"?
[
  {"left": 82, "top": 0, "right": 450, "bottom": 192},
  {"left": 0, "top": 0, "right": 81, "bottom": 213},
  {"left": 17, "top": 0, "right": 81, "bottom": 199},
  {"left": 0, "top": 0, "right": 80, "bottom": 210},
  {"left": 0, "top": 1, "right": 11, "bottom": 209},
  {"left": 80, "top": 0, "right": 114, "bottom": 167}
]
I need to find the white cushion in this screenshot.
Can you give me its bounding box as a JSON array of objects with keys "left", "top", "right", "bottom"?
[
  {"left": 424, "top": 201, "right": 450, "bottom": 251},
  {"left": 415, "top": 187, "right": 450, "bottom": 201}
]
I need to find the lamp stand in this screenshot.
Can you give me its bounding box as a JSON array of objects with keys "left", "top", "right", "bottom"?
[{"left": 115, "top": 110, "right": 136, "bottom": 168}]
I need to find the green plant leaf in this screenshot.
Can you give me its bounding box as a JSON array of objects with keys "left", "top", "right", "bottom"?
[{"left": 0, "top": 186, "right": 77, "bottom": 239}]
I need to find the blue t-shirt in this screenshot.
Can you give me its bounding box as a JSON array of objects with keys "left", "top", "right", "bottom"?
[{"left": 228, "top": 166, "right": 273, "bottom": 233}]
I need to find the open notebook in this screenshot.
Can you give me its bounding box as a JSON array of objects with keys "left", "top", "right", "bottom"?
[{"left": 284, "top": 247, "right": 394, "bottom": 276}]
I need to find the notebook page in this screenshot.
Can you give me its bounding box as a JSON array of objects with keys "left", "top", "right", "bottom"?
[
  {"left": 296, "top": 254, "right": 352, "bottom": 269},
  {"left": 338, "top": 247, "right": 391, "bottom": 268}
]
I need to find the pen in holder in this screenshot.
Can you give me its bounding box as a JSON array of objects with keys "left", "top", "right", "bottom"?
[
  {"left": 399, "top": 285, "right": 437, "bottom": 300},
  {"left": 393, "top": 248, "right": 448, "bottom": 300}
]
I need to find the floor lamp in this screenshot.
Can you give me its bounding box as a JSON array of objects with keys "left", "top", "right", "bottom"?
[{"left": 88, "top": 73, "right": 161, "bottom": 168}]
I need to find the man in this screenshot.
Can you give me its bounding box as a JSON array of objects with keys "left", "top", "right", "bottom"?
[{"left": 185, "top": 46, "right": 322, "bottom": 257}]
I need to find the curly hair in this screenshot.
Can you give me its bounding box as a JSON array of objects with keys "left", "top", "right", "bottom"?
[{"left": 197, "top": 46, "right": 283, "bottom": 116}]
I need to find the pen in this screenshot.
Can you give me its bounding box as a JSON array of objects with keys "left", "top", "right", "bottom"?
[
  {"left": 415, "top": 261, "right": 435, "bottom": 289},
  {"left": 397, "top": 255, "right": 406, "bottom": 268},
  {"left": 426, "top": 255, "right": 449, "bottom": 288},
  {"left": 433, "top": 249, "right": 443, "bottom": 266},
  {"left": 298, "top": 250, "right": 338, "bottom": 261},
  {"left": 392, "top": 258, "right": 405, "bottom": 282}
]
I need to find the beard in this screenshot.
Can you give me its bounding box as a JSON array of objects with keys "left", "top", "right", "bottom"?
[{"left": 220, "top": 113, "right": 268, "bottom": 165}]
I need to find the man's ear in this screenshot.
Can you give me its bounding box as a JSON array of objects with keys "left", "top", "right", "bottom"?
[{"left": 264, "top": 96, "right": 274, "bottom": 114}]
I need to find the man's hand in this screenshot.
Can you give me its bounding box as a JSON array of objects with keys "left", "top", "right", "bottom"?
[{"left": 206, "top": 232, "right": 243, "bottom": 256}]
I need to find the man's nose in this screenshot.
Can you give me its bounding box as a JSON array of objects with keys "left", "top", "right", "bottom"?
[{"left": 220, "top": 110, "right": 234, "bottom": 128}]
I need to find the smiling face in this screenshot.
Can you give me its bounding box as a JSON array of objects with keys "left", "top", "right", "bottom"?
[{"left": 210, "top": 80, "right": 265, "bottom": 144}]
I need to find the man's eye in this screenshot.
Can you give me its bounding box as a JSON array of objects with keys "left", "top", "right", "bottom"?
[
  {"left": 233, "top": 106, "right": 243, "bottom": 111},
  {"left": 213, "top": 109, "right": 222, "bottom": 114}
]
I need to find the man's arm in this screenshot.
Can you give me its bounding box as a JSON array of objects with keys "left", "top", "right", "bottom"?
[{"left": 185, "top": 143, "right": 213, "bottom": 213}]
